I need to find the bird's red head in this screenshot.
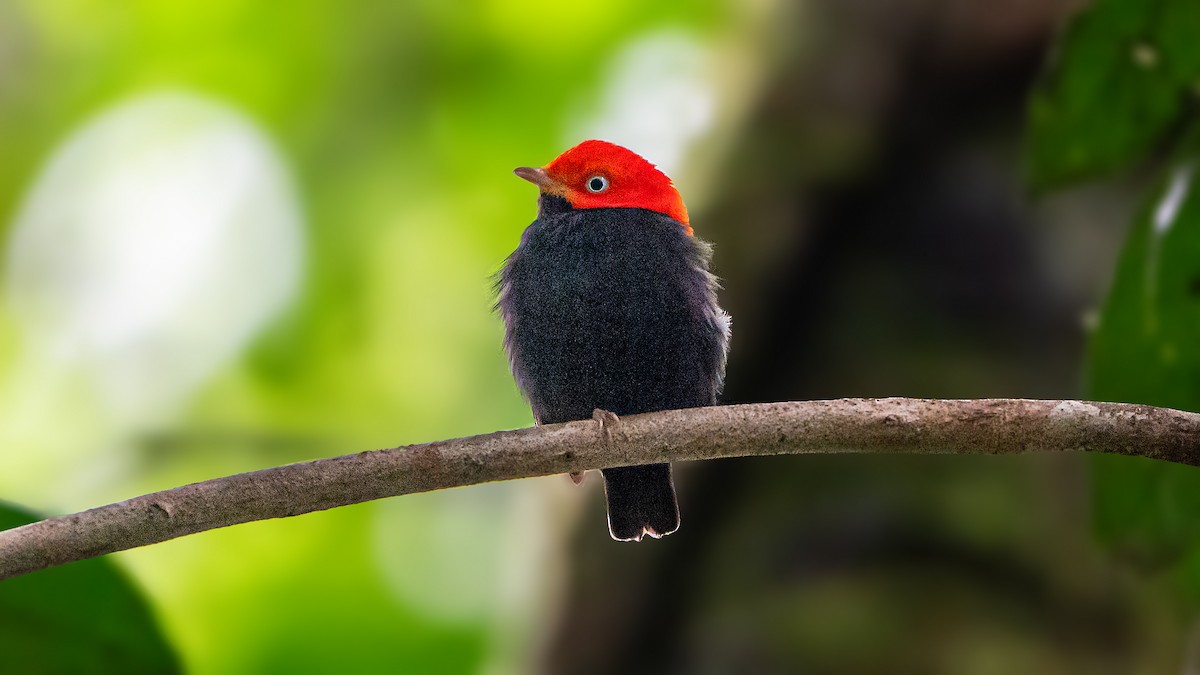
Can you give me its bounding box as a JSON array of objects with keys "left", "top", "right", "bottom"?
[{"left": 514, "top": 140, "right": 691, "bottom": 235}]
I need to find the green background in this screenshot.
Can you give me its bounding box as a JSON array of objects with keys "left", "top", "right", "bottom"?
[{"left": 3, "top": 0, "right": 1200, "bottom": 672}]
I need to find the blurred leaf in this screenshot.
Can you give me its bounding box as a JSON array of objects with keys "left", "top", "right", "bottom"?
[
  {"left": 1090, "top": 455, "right": 1200, "bottom": 564},
  {"left": 1027, "top": 0, "right": 1200, "bottom": 190},
  {"left": 1087, "top": 149, "right": 1200, "bottom": 566},
  {"left": 0, "top": 502, "right": 179, "bottom": 675}
]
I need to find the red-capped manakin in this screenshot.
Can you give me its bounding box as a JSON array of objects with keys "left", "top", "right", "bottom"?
[{"left": 498, "top": 140, "right": 731, "bottom": 541}]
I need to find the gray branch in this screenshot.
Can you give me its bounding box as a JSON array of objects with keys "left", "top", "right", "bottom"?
[{"left": 2, "top": 398, "right": 1199, "bottom": 581}]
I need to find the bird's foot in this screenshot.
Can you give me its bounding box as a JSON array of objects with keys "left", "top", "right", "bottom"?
[
  {"left": 592, "top": 408, "right": 620, "bottom": 439},
  {"left": 567, "top": 410, "right": 620, "bottom": 486}
]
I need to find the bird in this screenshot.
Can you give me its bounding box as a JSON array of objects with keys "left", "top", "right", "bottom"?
[{"left": 497, "top": 139, "right": 730, "bottom": 541}]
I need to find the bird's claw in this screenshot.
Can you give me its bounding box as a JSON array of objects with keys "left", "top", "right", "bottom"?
[
  {"left": 592, "top": 408, "right": 620, "bottom": 439},
  {"left": 566, "top": 410, "right": 620, "bottom": 486}
]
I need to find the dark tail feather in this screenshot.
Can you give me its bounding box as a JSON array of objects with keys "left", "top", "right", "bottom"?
[{"left": 601, "top": 464, "right": 680, "bottom": 542}]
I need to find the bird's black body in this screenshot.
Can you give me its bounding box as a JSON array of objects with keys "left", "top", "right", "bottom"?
[{"left": 498, "top": 195, "right": 730, "bottom": 540}]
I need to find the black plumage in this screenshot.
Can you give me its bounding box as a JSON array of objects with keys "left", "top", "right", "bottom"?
[{"left": 498, "top": 194, "right": 730, "bottom": 541}]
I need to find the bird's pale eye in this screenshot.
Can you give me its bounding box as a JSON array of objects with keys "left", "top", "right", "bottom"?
[{"left": 586, "top": 175, "right": 609, "bottom": 193}]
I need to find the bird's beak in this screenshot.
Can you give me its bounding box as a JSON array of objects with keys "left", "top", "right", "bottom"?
[{"left": 513, "top": 166, "right": 565, "bottom": 194}]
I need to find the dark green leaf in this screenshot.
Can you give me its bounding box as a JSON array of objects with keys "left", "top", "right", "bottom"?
[
  {"left": 0, "top": 502, "right": 180, "bottom": 675},
  {"left": 1026, "top": 0, "right": 1200, "bottom": 190},
  {"left": 1087, "top": 152, "right": 1200, "bottom": 566}
]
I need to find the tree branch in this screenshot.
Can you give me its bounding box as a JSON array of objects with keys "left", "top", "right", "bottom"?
[{"left": 2, "top": 398, "right": 1199, "bottom": 581}]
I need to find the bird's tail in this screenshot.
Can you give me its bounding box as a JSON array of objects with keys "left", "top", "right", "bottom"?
[{"left": 601, "top": 464, "right": 680, "bottom": 542}]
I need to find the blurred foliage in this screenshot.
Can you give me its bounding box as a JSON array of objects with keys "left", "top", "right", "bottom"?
[
  {"left": 4, "top": 0, "right": 1199, "bottom": 670},
  {"left": 1026, "top": 0, "right": 1200, "bottom": 190},
  {"left": 1088, "top": 157, "right": 1200, "bottom": 567},
  {"left": 0, "top": 502, "right": 179, "bottom": 674},
  {"left": 1029, "top": 0, "right": 1200, "bottom": 597}
]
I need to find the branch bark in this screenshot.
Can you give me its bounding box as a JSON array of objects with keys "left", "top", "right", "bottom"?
[{"left": 2, "top": 398, "right": 1199, "bottom": 581}]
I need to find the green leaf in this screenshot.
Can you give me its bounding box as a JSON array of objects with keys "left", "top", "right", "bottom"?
[
  {"left": 1026, "top": 0, "right": 1200, "bottom": 190},
  {"left": 1087, "top": 154, "right": 1200, "bottom": 566},
  {"left": 0, "top": 502, "right": 180, "bottom": 675}
]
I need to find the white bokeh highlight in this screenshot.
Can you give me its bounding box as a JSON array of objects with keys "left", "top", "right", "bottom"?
[
  {"left": 568, "top": 31, "right": 716, "bottom": 178},
  {"left": 1154, "top": 163, "right": 1194, "bottom": 235},
  {"left": 6, "top": 91, "right": 305, "bottom": 424}
]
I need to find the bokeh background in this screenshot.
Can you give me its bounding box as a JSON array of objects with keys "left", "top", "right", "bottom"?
[{"left": 2, "top": 0, "right": 1200, "bottom": 673}]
